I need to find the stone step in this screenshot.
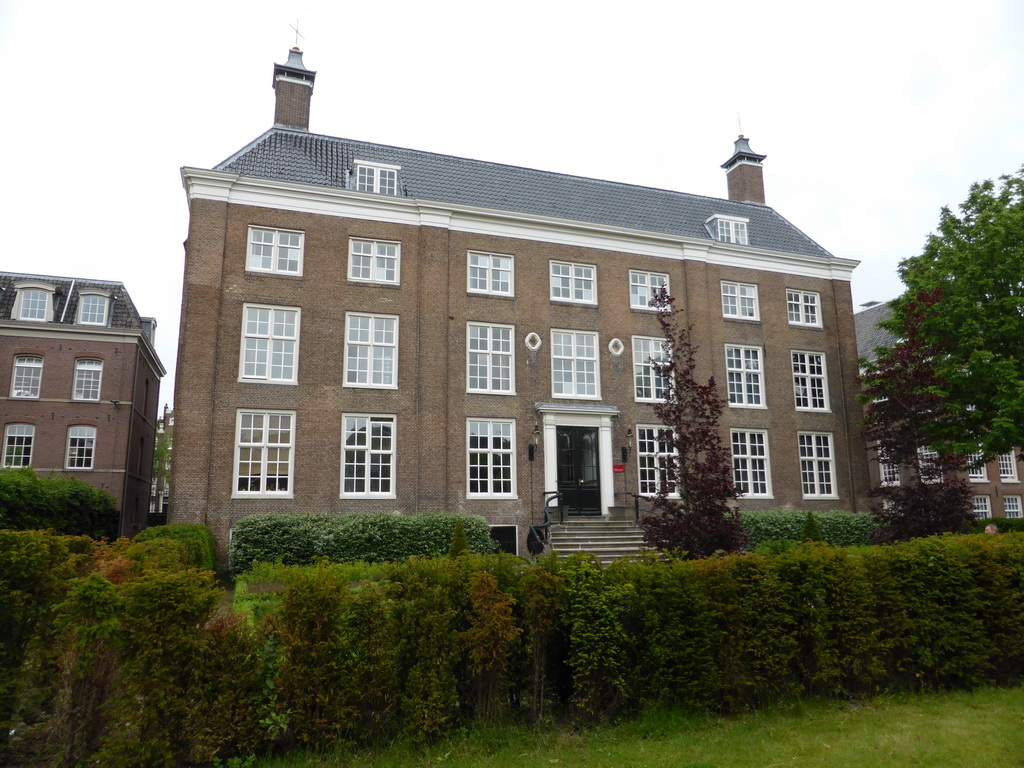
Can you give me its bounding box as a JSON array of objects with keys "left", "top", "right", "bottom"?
[{"left": 547, "top": 520, "right": 648, "bottom": 564}]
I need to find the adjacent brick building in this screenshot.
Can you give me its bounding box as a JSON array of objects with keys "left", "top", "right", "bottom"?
[
  {"left": 171, "top": 48, "right": 871, "bottom": 556},
  {"left": 1, "top": 273, "right": 165, "bottom": 536}
]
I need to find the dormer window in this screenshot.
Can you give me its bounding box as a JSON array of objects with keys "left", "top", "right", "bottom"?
[
  {"left": 12, "top": 283, "right": 56, "bottom": 322},
  {"left": 354, "top": 160, "right": 399, "bottom": 195},
  {"left": 77, "top": 292, "right": 110, "bottom": 326},
  {"left": 706, "top": 215, "right": 749, "bottom": 245}
]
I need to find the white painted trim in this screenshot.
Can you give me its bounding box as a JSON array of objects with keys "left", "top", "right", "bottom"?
[
  {"left": 274, "top": 75, "right": 312, "bottom": 87},
  {"left": 354, "top": 159, "right": 401, "bottom": 171},
  {"left": 705, "top": 214, "right": 750, "bottom": 224},
  {"left": 539, "top": 409, "right": 616, "bottom": 516},
  {"left": 182, "top": 168, "right": 859, "bottom": 282}
]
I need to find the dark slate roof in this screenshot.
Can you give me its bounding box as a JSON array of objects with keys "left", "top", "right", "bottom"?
[
  {"left": 0, "top": 272, "right": 144, "bottom": 330},
  {"left": 855, "top": 302, "right": 897, "bottom": 360},
  {"left": 216, "top": 129, "right": 835, "bottom": 260}
]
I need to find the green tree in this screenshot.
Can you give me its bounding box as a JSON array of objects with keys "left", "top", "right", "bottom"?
[{"left": 892, "top": 166, "right": 1024, "bottom": 458}]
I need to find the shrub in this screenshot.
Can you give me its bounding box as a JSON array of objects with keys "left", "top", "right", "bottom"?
[
  {"left": 0, "top": 468, "right": 119, "bottom": 539},
  {"left": 135, "top": 524, "right": 217, "bottom": 571},
  {"left": 801, "top": 512, "right": 822, "bottom": 542},
  {"left": 969, "top": 517, "right": 1024, "bottom": 534},
  {"left": 740, "top": 509, "right": 877, "bottom": 549}
]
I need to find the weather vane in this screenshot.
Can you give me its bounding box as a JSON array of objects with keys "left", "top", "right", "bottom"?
[{"left": 290, "top": 20, "right": 304, "bottom": 47}]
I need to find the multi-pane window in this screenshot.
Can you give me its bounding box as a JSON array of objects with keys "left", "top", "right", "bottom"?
[
  {"left": 349, "top": 239, "right": 400, "bottom": 284},
  {"left": 726, "top": 345, "right": 763, "bottom": 407},
  {"left": 1004, "top": 496, "right": 1022, "bottom": 519},
  {"left": 967, "top": 451, "right": 988, "bottom": 482},
  {"left": 551, "top": 331, "right": 599, "bottom": 398},
  {"left": 880, "top": 462, "right": 901, "bottom": 486},
  {"left": 467, "top": 323, "right": 514, "bottom": 394},
  {"left": 345, "top": 314, "right": 398, "bottom": 388},
  {"left": 731, "top": 430, "right": 771, "bottom": 497},
  {"left": 66, "top": 426, "right": 96, "bottom": 470},
  {"left": 241, "top": 305, "right": 299, "bottom": 383},
  {"left": 73, "top": 359, "right": 103, "bottom": 401},
  {"left": 342, "top": 415, "right": 395, "bottom": 496},
  {"left": 998, "top": 452, "right": 1018, "bottom": 481},
  {"left": 972, "top": 495, "right": 991, "bottom": 519},
  {"left": 468, "top": 252, "right": 513, "bottom": 296},
  {"left": 917, "top": 446, "right": 941, "bottom": 483},
  {"left": 3, "top": 424, "right": 34, "bottom": 467},
  {"left": 77, "top": 294, "right": 109, "bottom": 325},
  {"left": 633, "top": 337, "right": 668, "bottom": 401},
  {"left": 629, "top": 270, "right": 668, "bottom": 310},
  {"left": 637, "top": 426, "right": 675, "bottom": 495},
  {"left": 17, "top": 288, "right": 51, "bottom": 321},
  {"left": 721, "top": 281, "right": 758, "bottom": 320},
  {"left": 11, "top": 356, "right": 42, "bottom": 398},
  {"left": 248, "top": 227, "right": 303, "bottom": 275},
  {"left": 798, "top": 432, "right": 836, "bottom": 497},
  {"left": 235, "top": 411, "right": 293, "bottom": 495},
  {"left": 715, "top": 218, "right": 749, "bottom": 244},
  {"left": 791, "top": 351, "right": 828, "bottom": 410},
  {"left": 787, "top": 290, "right": 821, "bottom": 327},
  {"left": 467, "top": 420, "right": 515, "bottom": 497},
  {"left": 550, "top": 262, "right": 596, "bottom": 304},
  {"left": 355, "top": 163, "right": 398, "bottom": 195}
]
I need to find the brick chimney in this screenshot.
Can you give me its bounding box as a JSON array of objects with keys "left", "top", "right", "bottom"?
[
  {"left": 721, "top": 135, "right": 767, "bottom": 204},
  {"left": 273, "top": 48, "right": 316, "bottom": 130}
]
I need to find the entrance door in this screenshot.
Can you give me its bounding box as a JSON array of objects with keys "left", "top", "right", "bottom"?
[{"left": 556, "top": 426, "right": 601, "bottom": 515}]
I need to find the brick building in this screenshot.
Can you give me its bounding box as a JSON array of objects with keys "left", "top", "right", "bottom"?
[
  {"left": 1, "top": 273, "right": 165, "bottom": 536},
  {"left": 171, "top": 48, "right": 871, "bottom": 555}
]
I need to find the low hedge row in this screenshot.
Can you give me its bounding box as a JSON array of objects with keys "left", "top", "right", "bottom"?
[
  {"left": 134, "top": 523, "right": 217, "bottom": 571},
  {"left": 228, "top": 512, "right": 496, "bottom": 576},
  {"left": 740, "top": 509, "right": 878, "bottom": 548}
]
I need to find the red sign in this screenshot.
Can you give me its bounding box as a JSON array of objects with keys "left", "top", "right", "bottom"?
[{"left": 612, "top": 464, "right": 625, "bottom": 474}]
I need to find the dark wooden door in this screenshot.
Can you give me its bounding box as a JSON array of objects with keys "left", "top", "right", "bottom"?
[{"left": 556, "top": 426, "right": 601, "bottom": 515}]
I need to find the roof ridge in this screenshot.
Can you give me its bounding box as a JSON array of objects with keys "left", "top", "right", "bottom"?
[{"left": 0, "top": 271, "right": 126, "bottom": 288}]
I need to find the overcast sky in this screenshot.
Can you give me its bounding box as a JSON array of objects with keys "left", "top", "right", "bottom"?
[{"left": 2, "top": 0, "right": 1022, "bottom": 407}]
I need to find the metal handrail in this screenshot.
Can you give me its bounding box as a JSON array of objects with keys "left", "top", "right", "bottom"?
[{"left": 527, "top": 490, "right": 562, "bottom": 555}]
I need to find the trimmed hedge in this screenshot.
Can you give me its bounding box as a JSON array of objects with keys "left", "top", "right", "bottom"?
[
  {"left": 740, "top": 509, "right": 878, "bottom": 548},
  {"left": 0, "top": 467, "right": 119, "bottom": 539},
  {"left": 228, "top": 512, "right": 497, "bottom": 576},
  {"left": 134, "top": 524, "right": 217, "bottom": 572},
  {"left": 970, "top": 517, "right": 1024, "bottom": 534}
]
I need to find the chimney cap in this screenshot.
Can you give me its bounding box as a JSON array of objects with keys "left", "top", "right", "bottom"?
[
  {"left": 721, "top": 135, "right": 766, "bottom": 170},
  {"left": 273, "top": 47, "right": 315, "bottom": 88}
]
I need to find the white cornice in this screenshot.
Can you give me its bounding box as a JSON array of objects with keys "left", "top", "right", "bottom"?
[
  {"left": 181, "top": 168, "right": 859, "bottom": 282},
  {"left": 0, "top": 323, "right": 167, "bottom": 377}
]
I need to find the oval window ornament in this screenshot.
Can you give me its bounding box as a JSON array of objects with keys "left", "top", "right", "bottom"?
[
  {"left": 524, "top": 332, "right": 542, "bottom": 351},
  {"left": 608, "top": 338, "right": 625, "bottom": 356}
]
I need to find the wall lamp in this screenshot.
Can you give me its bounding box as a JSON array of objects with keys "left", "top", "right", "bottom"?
[
  {"left": 528, "top": 424, "right": 541, "bottom": 462},
  {"left": 621, "top": 427, "right": 633, "bottom": 464}
]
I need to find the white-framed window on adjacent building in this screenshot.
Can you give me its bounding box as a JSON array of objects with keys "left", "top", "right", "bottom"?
[
  {"left": 917, "top": 446, "right": 941, "bottom": 483},
  {"left": 791, "top": 351, "right": 829, "bottom": 411},
  {"left": 467, "top": 323, "right": 514, "bottom": 394},
  {"left": 629, "top": 270, "right": 668, "bottom": 310},
  {"left": 798, "top": 432, "right": 837, "bottom": 498},
  {"left": 972, "top": 495, "right": 991, "bottom": 519},
  {"left": 354, "top": 160, "right": 399, "bottom": 195},
  {"left": 11, "top": 356, "right": 42, "bottom": 398},
  {"left": 550, "top": 261, "right": 596, "bottom": 305},
  {"left": 234, "top": 410, "right": 294, "bottom": 496},
  {"left": 77, "top": 292, "right": 110, "bottom": 326},
  {"left": 12, "top": 283, "right": 56, "bottom": 322},
  {"left": 708, "top": 215, "right": 749, "bottom": 245},
  {"left": 637, "top": 425, "right": 675, "bottom": 495},
  {"left": 880, "top": 461, "right": 901, "bottom": 486},
  {"left": 66, "top": 425, "right": 96, "bottom": 470},
  {"left": 967, "top": 451, "right": 988, "bottom": 482},
  {"left": 247, "top": 227, "right": 303, "bottom": 275},
  {"left": 3, "top": 424, "right": 34, "bottom": 467},
  {"left": 341, "top": 414, "right": 396, "bottom": 497},
  {"left": 632, "top": 336, "right": 667, "bottom": 401},
  {"left": 344, "top": 313, "right": 398, "bottom": 388},
  {"left": 468, "top": 252, "right": 513, "bottom": 297},
  {"left": 467, "top": 419, "right": 516, "bottom": 498},
  {"left": 721, "top": 281, "right": 758, "bottom": 320},
  {"left": 726, "top": 345, "right": 764, "bottom": 407},
  {"left": 998, "top": 452, "right": 1018, "bottom": 482},
  {"left": 240, "top": 305, "right": 299, "bottom": 384},
  {"left": 1004, "top": 495, "right": 1022, "bottom": 519},
  {"left": 349, "top": 239, "right": 401, "bottom": 284},
  {"left": 551, "top": 330, "right": 599, "bottom": 398},
  {"left": 731, "top": 430, "right": 772, "bottom": 497},
  {"left": 786, "top": 290, "right": 821, "bottom": 327},
  {"left": 73, "top": 359, "right": 103, "bottom": 401}
]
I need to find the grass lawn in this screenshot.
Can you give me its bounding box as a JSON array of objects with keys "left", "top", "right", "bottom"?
[{"left": 254, "top": 686, "right": 1024, "bottom": 768}]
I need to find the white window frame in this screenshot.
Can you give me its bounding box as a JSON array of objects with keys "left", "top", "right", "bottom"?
[
  {"left": 629, "top": 270, "right": 668, "bottom": 310},
  {"left": 791, "top": 351, "right": 830, "bottom": 411},
  {"left": 76, "top": 292, "right": 110, "bottom": 326},
  {"left": 551, "top": 330, "right": 600, "bottom": 399},
  {"left": 636, "top": 425, "right": 676, "bottom": 496},
  {"left": 879, "top": 461, "right": 901, "bottom": 486},
  {"left": 632, "top": 336, "right": 668, "bottom": 402},
  {"left": 11, "top": 355, "right": 43, "bottom": 398},
  {"left": 1004, "top": 495, "right": 1022, "bottom": 519},
  {"left": 708, "top": 215, "right": 750, "bottom": 245},
  {"left": 353, "top": 159, "right": 399, "bottom": 195},
  {"left": 239, "top": 304, "right": 300, "bottom": 384},
  {"left": 549, "top": 261, "right": 597, "bottom": 305},
  {"left": 967, "top": 451, "right": 988, "bottom": 482},
  {"left": 12, "top": 283, "right": 55, "bottom": 322},
  {"left": 233, "top": 410, "right": 295, "bottom": 498},
  {"left": 721, "top": 281, "right": 759, "bottom": 320},
  {"left": 247, "top": 227, "right": 303, "bottom": 276},
  {"left": 467, "top": 419, "right": 517, "bottom": 498},
  {"left": 65, "top": 425, "right": 96, "bottom": 470},
  {"left": 917, "top": 446, "right": 941, "bottom": 483},
  {"left": 467, "top": 323, "right": 515, "bottom": 395},
  {"left": 467, "top": 251, "right": 514, "bottom": 297},
  {"left": 972, "top": 495, "right": 991, "bottom": 519},
  {"left": 348, "top": 238, "right": 401, "bottom": 285},
  {"left": 341, "top": 414, "right": 396, "bottom": 498},
  {"left": 787, "top": 290, "right": 822, "bottom": 327},
  {"left": 73, "top": 359, "right": 103, "bottom": 401},
  {"left": 798, "top": 432, "right": 837, "bottom": 498},
  {"left": 725, "top": 345, "right": 765, "bottom": 408},
  {"left": 998, "top": 452, "right": 1018, "bottom": 482},
  {"left": 731, "top": 429, "right": 772, "bottom": 498},
  {"left": 344, "top": 313, "right": 398, "bottom": 389},
  {"left": 3, "top": 424, "right": 34, "bottom": 468}
]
